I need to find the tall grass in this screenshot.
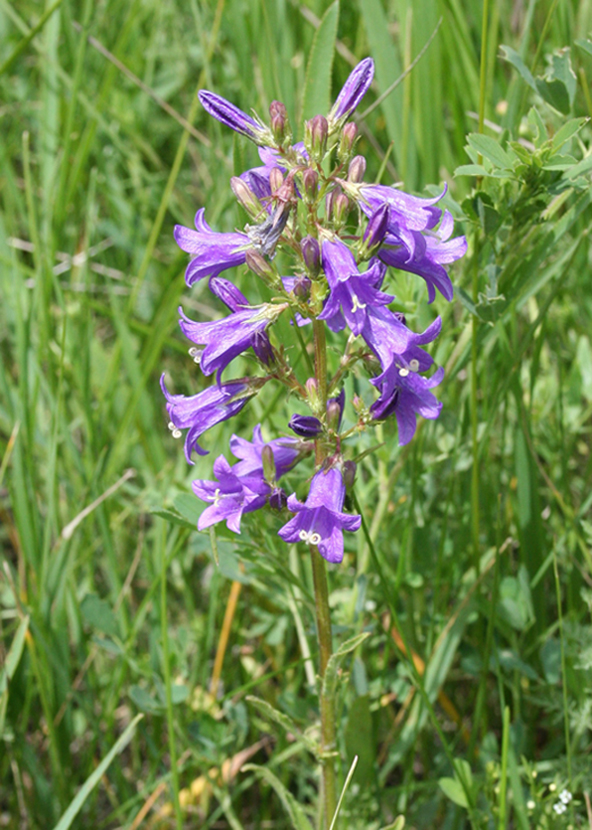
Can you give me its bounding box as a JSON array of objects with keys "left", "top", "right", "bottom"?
[{"left": 1, "top": 0, "right": 592, "bottom": 827}]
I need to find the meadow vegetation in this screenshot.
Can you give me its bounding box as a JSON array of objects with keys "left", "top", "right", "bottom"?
[{"left": 2, "top": 0, "right": 592, "bottom": 827}]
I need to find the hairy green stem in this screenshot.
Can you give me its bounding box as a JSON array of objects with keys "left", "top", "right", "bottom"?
[{"left": 311, "top": 318, "right": 337, "bottom": 829}]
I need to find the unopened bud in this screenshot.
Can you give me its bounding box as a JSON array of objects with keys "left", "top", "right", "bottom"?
[
  {"left": 231, "top": 177, "right": 263, "bottom": 218},
  {"left": 325, "top": 190, "right": 336, "bottom": 221},
  {"left": 302, "top": 167, "right": 319, "bottom": 203},
  {"left": 327, "top": 400, "right": 342, "bottom": 432},
  {"left": 269, "top": 167, "right": 284, "bottom": 193},
  {"left": 301, "top": 236, "right": 320, "bottom": 276},
  {"left": 289, "top": 414, "right": 322, "bottom": 438},
  {"left": 342, "top": 460, "right": 357, "bottom": 491},
  {"left": 269, "top": 100, "right": 290, "bottom": 145},
  {"left": 261, "top": 445, "right": 276, "bottom": 482},
  {"left": 359, "top": 203, "right": 389, "bottom": 257},
  {"left": 338, "top": 122, "right": 358, "bottom": 162},
  {"left": 305, "top": 377, "right": 320, "bottom": 412},
  {"left": 333, "top": 193, "right": 350, "bottom": 228},
  {"left": 252, "top": 331, "right": 274, "bottom": 366},
  {"left": 245, "top": 249, "right": 275, "bottom": 281},
  {"left": 305, "top": 114, "right": 328, "bottom": 161},
  {"left": 293, "top": 274, "right": 311, "bottom": 299},
  {"left": 347, "top": 155, "right": 366, "bottom": 183}
]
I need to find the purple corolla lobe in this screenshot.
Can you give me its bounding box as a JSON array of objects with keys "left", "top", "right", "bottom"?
[
  {"left": 174, "top": 208, "right": 250, "bottom": 286},
  {"left": 278, "top": 467, "right": 361, "bottom": 564},
  {"left": 198, "top": 90, "right": 271, "bottom": 145},
  {"left": 192, "top": 455, "right": 268, "bottom": 533},
  {"left": 161, "top": 375, "right": 255, "bottom": 462},
  {"left": 328, "top": 58, "right": 375, "bottom": 125}
]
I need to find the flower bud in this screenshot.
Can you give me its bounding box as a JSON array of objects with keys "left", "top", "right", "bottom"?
[
  {"left": 261, "top": 444, "right": 276, "bottom": 482},
  {"left": 289, "top": 414, "right": 322, "bottom": 438},
  {"left": 326, "top": 400, "right": 342, "bottom": 432},
  {"left": 305, "top": 377, "right": 320, "bottom": 412},
  {"left": 359, "top": 203, "right": 389, "bottom": 258},
  {"left": 332, "top": 193, "right": 350, "bottom": 228},
  {"left": 269, "top": 100, "right": 290, "bottom": 145},
  {"left": 325, "top": 190, "right": 336, "bottom": 221},
  {"left": 342, "top": 460, "right": 357, "bottom": 491},
  {"left": 338, "top": 122, "right": 358, "bottom": 162},
  {"left": 305, "top": 114, "right": 328, "bottom": 161},
  {"left": 269, "top": 167, "right": 284, "bottom": 193},
  {"left": 302, "top": 167, "right": 319, "bottom": 203},
  {"left": 347, "top": 155, "right": 366, "bottom": 183},
  {"left": 293, "top": 274, "right": 311, "bottom": 300},
  {"left": 230, "top": 176, "right": 263, "bottom": 218},
  {"left": 301, "top": 236, "right": 320, "bottom": 276},
  {"left": 252, "top": 331, "right": 275, "bottom": 366},
  {"left": 245, "top": 249, "right": 275, "bottom": 282}
]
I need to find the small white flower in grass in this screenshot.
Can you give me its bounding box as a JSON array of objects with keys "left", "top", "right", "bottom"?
[
  {"left": 549, "top": 783, "right": 557, "bottom": 792},
  {"left": 527, "top": 800, "right": 536, "bottom": 810},
  {"left": 559, "top": 789, "right": 572, "bottom": 804},
  {"left": 554, "top": 802, "right": 567, "bottom": 815}
]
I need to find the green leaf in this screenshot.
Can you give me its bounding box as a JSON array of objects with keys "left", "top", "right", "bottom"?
[
  {"left": 129, "top": 685, "right": 165, "bottom": 714},
  {"left": 150, "top": 508, "right": 195, "bottom": 529},
  {"left": 551, "top": 118, "right": 588, "bottom": 152},
  {"left": 575, "top": 38, "right": 592, "bottom": 57},
  {"left": 466, "top": 133, "right": 515, "bottom": 169},
  {"left": 439, "top": 776, "right": 468, "bottom": 808},
  {"left": 243, "top": 764, "right": 313, "bottom": 830},
  {"left": 454, "top": 163, "right": 489, "bottom": 177},
  {"left": 0, "top": 615, "right": 29, "bottom": 694},
  {"left": 246, "top": 695, "right": 318, "bottom": 756},
  {"left": 535, "top": 78, "right": 570, "bottom": 115},
  {"left": 379, "top": 819, "right": 405, "bottom": 830},
  {"left": 563, "top": 153, "right": 592, "bottom": 180},
  {"left": 499, "top": 45, "right": 536, "bottom": 90},
  {"left": 80, "top": 594, "right": 118, "bottom": 638},
  {"left": 52, "top": 714, "right": 143, "bottom": 830},
  {"left": 344, "top": 695, "right": 374, "bottom": 787},
  {"left": 322, "top": 632, "right": 370, "bottom": 700},
  {"left": 301, "top": 1, "right": 339, "bottom": 124},
  {"left": 173, "top": 493, "right": 201, "bottom": 526}
]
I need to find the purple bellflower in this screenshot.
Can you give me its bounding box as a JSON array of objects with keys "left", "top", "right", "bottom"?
[
  {"left": 278, "top": 467, "right": 361, "bottom": 564},
  {"left": 161, "top": 375, "right": 259, "bottom": 462},
  {"left": 174, "top": 209, "right": 250, "bottom": 286},
  {"left": 230, "top": 424, "right": 303, "bottom": 479},
  {"left": 178, "top": 298, "right": 286, "bottom": 380},
  {"left": 192, "top": 455, "right": 269, "bottom": 533},
  {"left": 378, "top": 210, "right": 467, "bottom": 302},
  {"left": 328, "top": 57, "right": 375, "bottom": 126},
  {"left": 198, "top": 90, "right": 273, "bottom": 145},
  {"left": 369, "top": 317, "right": 444, "bottom": 444}
]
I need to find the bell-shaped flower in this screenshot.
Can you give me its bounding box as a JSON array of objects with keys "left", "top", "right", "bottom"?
[
  {"left": 161, "top": 375, "right": 259, "bottom": 462},
  {"left": 369, "top": 317, "right": 444, "bottom": 444},
  {"left": 378, "top": 211, "right": 467, "bottom": 302},
  {"left": 328, "top": 58, "right": 375, "bottom": 126},
  {"left": 198, "top": 90, "right": 273, "bottom": 145},
  {"left": 178, "top": 293, "right": 287, "bottom": 380},
  {"left": 342, "top": 181, "right": 445, "bottom": 234},
  {"left": 230, "top": 424, "right": 304, "bottom": 480},
  {"left": 192, "top": 455, "right": 269, "bottom": 533},
  {"left": 278, "top": 467, "right": 361, "bottom": 563},
  {"left": 174, "top": 208, "right": 251, "bottom": 286}
]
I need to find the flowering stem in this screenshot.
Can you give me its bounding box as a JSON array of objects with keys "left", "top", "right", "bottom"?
[{"left": 311, "top": 317, "right": 337, "bottom": 829}]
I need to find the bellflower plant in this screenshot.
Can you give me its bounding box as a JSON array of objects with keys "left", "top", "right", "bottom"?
[{"left": 163, "top": 57, "right": 466, "bottom": 828}]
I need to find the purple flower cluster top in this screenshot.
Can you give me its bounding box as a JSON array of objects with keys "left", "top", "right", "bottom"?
[{"left": 163, "top": 58, "right": 466, "bottom": 563}]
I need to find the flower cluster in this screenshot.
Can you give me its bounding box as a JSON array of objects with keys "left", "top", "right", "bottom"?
[{"left": 163, "top": 58, "right": 466, "bottom": 562}]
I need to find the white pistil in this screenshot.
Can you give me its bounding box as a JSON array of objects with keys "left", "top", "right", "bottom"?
[
  {"left": 351, "top": 293, "right": 366, "bottom": 313},
  {"left": 212, "top": 488, "right": 221, "bottom": 507},
  {"left": 409, "top": 359, "right": 419, "bottom": 372},
  {"left": 168, "top": 422, "right": 182, "bottom": 439}
]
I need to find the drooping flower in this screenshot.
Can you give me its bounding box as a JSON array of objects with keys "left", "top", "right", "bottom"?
[
  {"left": 353, "top": 182, "right": 446, "bottom": 232},
  {"left": 161, "top": 375, "right": 260, "bottom": 462},
  {"left": 178, "top": 298, "right": 286, "bottom": 380},
  {"left": 198, "top": 90, "right": 273, "bottom": 145},
  {"left": 378, "top": 210, "right": 467, "bottom": 302},
  {"left": 192, "top": 455, "right": 269, "bottom": 533},
  {"left": 278, "top": 467, "right": 361, "bottom": 563},
  {"left": 230, "top": 424, "right": 304, "bottom": 479},
  {"left": 328, "top": 58, "right": 375, "bottom": 126},
  {"left": 174, "top": 208, "right": 250, "bottom": 286},
  {"left": 369, "top": 317, "right": 444, "bottom": 444}
]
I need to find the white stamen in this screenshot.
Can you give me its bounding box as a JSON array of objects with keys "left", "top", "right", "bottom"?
[
  {"left": 409, "top": 359, "right": 419, "bottom": 372},
  {"left": 351, "top": 293, "right": 366, "bottom": 313},
  {"left": 399, "top": 367, "right": 410, "bottom": 377}
]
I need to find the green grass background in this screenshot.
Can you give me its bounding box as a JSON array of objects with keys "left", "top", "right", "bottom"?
[{"left": 1, "top": 0, "right": 592, "bottom": 827}]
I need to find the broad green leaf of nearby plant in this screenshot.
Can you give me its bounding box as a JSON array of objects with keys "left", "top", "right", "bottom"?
[{"left": 301, "top": 1, "right": 339, "bottom": 123}]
